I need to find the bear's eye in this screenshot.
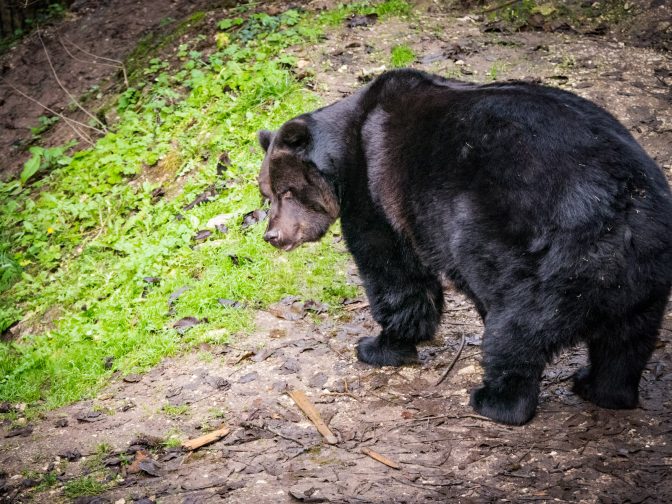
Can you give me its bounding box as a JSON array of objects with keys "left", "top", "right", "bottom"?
[{"left": 281, "top": 190, "right": 293, "bottom": 200}]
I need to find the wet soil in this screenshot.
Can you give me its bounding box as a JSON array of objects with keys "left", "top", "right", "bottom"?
[
  {"left": 2, "top": 1, "right": 672, "bottom": 503},
  {"left": 2, "top": 295, "right": 672, "bottom": 503}
]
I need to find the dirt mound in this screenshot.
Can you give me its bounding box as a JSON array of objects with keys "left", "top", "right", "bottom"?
[{"left": 0, "top": 0, "right": 232, "bottom": 180}]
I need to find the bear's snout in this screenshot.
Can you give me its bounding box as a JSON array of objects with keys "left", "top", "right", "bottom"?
[{"left": 263, "top": 228, "right": 280, "bottom": 246}]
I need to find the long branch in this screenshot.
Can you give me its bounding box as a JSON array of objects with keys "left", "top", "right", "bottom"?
[
  {"left": 37, "top": 30, "right": 108, "bottom": 133},
  {"left": 0, "top": 77, "right": 95, "bottom": 146},
  {"left": 60, "top": 36, "right": 128, "bottom": 87}
]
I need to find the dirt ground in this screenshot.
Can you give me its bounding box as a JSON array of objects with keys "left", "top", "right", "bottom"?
[
  {"left": 0, "top": 0, "right": 237, "bottom": 180},
  {"left": 2, "top": 1, "right": 672, "bottom": 503}
]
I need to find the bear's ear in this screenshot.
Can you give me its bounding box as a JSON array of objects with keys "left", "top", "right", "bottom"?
[
  {"left": 258, "top": 130, "right": 273, "bottom": 152},
  {"left": 278, "top": 120, "right": 310, "bottom": 149}
]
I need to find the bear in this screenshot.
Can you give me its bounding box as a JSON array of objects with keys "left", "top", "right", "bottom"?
[{"left": 256, "top": 69, "right": 672, "bottom": 425}]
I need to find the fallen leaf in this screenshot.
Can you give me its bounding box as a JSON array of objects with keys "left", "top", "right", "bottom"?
[
  {"left": 241, "top": 209, "right": 268, "bottom": 228},
  {"left": 58, "top": 449, "right": 81, "bottom": 461},
  {"left": 167, "top": 286, "right": 190, "bottom": 313},
  {"left": 103, "top": 356, "right": 114, "bottom": 370},
  {"left": 173, "top": 317, "right": 204, "bottom": 334},
  {"left": 218, "top": 298, "right": 245, "bottom": 309},
  {"left": 304, "top": 300, "right": 328, "bottom": 314},
  {"left": 183, "top": 185, "right": 217, "bottom": 210},
  {"left": 138, "top": 458, "right": 161, "bottom": 477},
  {"left": 207, "top": 376, "right": 231, "bottom": 390},
  {"left": 165, "top": 386, "right": 182, "bottom": 398},
  {"left": 252, "top": 348, "right": 274, "bottom": 362},
  {"left": 150, "top": 186, "right": 165, "bottom": 202},
  {"left": 5, "top": 426, "right": 33, "bottom": 437},
  {"left": 193, "top": 229, "right": 212, "bottom": 242},
  {"left": 268, "top": 296, "right": 306, "bottom": 321},
  {"left": 308, "top": 372, "right": 328, "bottom": 388},
  {"left": 217, "top": 152, "right": 231, "bottom": 176},
  {"left": 76, "top": 410, "right": 104, "bottom": 422},
  {"left": 278, "top": 358, "right": 300, "bottom": 375},
  {"left": 126, "top": 450, "right": 150, "bottom": 474},
  {"left": 346, "top": 13, "right": 377, "bottom": 28},
  {"left": 239, "top": 371, "right": 258, "bottom": 384}
]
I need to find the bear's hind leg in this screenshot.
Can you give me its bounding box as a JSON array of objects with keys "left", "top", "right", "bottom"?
[
  {"left": 356, "top": 273, "right": 444, "bottom": 366},
  {"left": 572, "top": 296, "right": 666, "bottom": 409},
  {"left": 469, "top": 312, "right": 550, "bottom": 425}
]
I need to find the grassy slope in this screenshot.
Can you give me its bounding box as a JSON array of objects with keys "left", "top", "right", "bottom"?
[{"left": 0, "top": 1, "right": 411, "bottom": 414}]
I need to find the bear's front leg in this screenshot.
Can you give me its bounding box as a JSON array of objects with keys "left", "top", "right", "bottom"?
[
  {"left": 469, "top": 313, "right": 547, "bottom": 425},
  {"left": 344, "top": 221, "right": 444, "bottom": 367}
]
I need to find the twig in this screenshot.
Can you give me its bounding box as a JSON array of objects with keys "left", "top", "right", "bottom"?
[
  {"left": 240, "top": 421, "right": 306, "bottom": 447},
  {"left": 0, "top": 77, "right": 95, "bottom": 146},
  {"left": 345, "top": 301, "right": 369, "bottom": 311},
  {"left": 480, "top": 0, "right": 521, "bottom": 15},
  {"left": 288, "top": 389, "right": 338, "bottom": 444},
  {"left": 434, "top": 333, "right": 466, "bottom": 386},
  {"left": 182, "top": 425, "right": 230, "bottom": 451},
  {"left": 410, "top": 413, "right": 491, "bottom": 423},
  {"left": 264, "top": 425, "right": 306, "bottom": 447},
  {"left": 60, "top": 36, "right": 128, "bottom": 87},
  {"left": 361, "top": 447, "right": 401, "bottom": 469},
  {"left": 37, "top": 30, "right": 107, "bottom": 134}
]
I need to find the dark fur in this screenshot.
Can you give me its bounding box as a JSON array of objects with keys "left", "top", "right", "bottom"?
[{"left": 258, "top": 69, "right": 672, "bottom": 425}]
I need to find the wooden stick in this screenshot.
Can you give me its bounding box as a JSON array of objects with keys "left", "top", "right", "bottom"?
[
  {"left": 182, "top": 425, "right": 230, "bottom": 451},
  {"left": 345, "top": 301, "right": 369, "bottom": 311},
  {"left": 0, "top": 77, "right": 95, "bottom": 145},
  {"left": 288, "top": 390, "right": 338, "bottom": 444},
  {"left": 361, "top": 447, "right": 401, "bottom": 469},
  {"left": 434, "top": 333, "right": 466, "bottom": 386},
  {"left": 37, "top": 30, "right": 107, "bottom": 133}
]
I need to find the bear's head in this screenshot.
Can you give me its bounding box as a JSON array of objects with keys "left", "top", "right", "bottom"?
[{"left": 257, "top": 119, "right": 340, "bottom": 251}]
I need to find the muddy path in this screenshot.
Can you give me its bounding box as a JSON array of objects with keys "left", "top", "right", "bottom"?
[
  {"left": 2, "top": 294, "right": 672, "bottom": 503},
  {"left": 2, "top": 2, "right": 672, "bottom": 503}
]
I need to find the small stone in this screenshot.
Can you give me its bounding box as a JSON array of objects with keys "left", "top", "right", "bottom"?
[{"left": 457, "top": 364, "right": 477, "bottom": 375}]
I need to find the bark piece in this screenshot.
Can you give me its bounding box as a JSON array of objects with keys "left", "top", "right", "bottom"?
[
  {"left": 361, "top": 447, "right": 401, "bottom": 469},
  {"left": 288, "top": 390, "right": 337, "bottom": 445},
  {"left": 182, "top": 425, "right": 231, "bottom": 451}
]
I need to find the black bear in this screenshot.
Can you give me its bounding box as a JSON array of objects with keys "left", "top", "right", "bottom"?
[{"left": 257, "top": 69, "right": 672, "bottom": 425}]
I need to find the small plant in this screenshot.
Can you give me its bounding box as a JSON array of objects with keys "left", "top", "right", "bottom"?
[
  {"left": 486, "top": 62, "right": 507, "bottom": 81},
  {"left": 559, "top": 54, "right": 576, "bottom": 70},
  {"left": 197, "top": 350, "right": 213, "bottom": 363},
  {"left": 390, "top": 44, "right": 415, "bottom": 68},
  {"left": 20, "top": 144, "right": 74, "bottom": 185},
  {"left": 162, "top": 435, "right": 183, "bottom": 448},
  {"left": 161, "top": 403, "right": 190, "bottom": 418},
  {"left": 63, "top": 476, "right": 107, "bottom": 499},
  {"left": 208, "top": 407, "right": 227, "bottom": 419},
  {"left": 30, "top": 115, "right": 60, "bottom": 138},
  {"left": 95, "top": 442, "right": 113, "bottom": 455}
]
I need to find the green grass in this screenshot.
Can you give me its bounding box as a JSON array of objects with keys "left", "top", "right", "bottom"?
[
  {"left": 161, "top": 403, "right": 190, "bottom": 418},
  {"left": 390, "top": 43, "right": 415, "bottom": 68},
  {"left": 0, "top": 3, "right": 420, "bottom": 413},
  {"left": 63, "top": 476, "right": 108, "bottom": 499}
]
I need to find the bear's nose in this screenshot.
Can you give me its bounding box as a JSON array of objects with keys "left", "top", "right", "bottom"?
[{"left": 264, "top": 229, "right": 279, "bottom": 244}]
